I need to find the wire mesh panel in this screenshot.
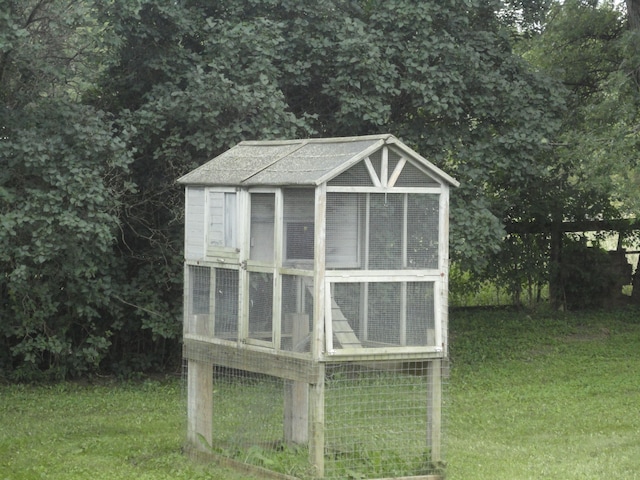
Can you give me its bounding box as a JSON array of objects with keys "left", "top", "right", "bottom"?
[
  {"left": 283, "top": 189, "right": 315, "bottom": 267},
  {"left": 206, "top": 367, "right": 316, "bottom": 478},
  {"left": 185, "top": 266, "right": 239, "bottom": 340},
  {"left": 328, "top": 160, "right": 375, "bottom": 186},
  {"left": 407, "top": 194, "right": 440, "bottom": 269},
  {"left": 183, "top": 349, "right": 319, "bottom": 479},
  {"left": 367, "top": 282, "right": 402, "bottom": 345},
  {"left": 280, "top": 274, "right": 314, "bottom": 353},
  {"left": 395, "top": 161, "right": 440, "bottom": 187},
  {"left": 324, "top": 361, "right": 445, "bottom": 479},
  {"left": 407, "top": 282, "right": 436, "bottom": 346},
  {"left": 186, "top": 265, "right": 213, "bottom": 336},
  {"left": 368, "top": 194, "right": 404, "bottom": 270},
  {"left": 214, "top": 268, "right": 239, "bottom": 341},
  {"left": 250, "top": 193, "right": 276, "bottom": 263},
  {"left": 326, "top": 192, "right": 440, "bottom": 271},
  {"left": 326, "top": 193, "right": 364, "bottom": 268},
  {"left": 329, "top": 280, "right": 437, "bottom": 349},
  {"left": 248, "top": 272, "right": 274, "bottom": 344}
]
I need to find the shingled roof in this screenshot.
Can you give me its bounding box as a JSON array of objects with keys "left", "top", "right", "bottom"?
[{"left": 177, "top": 134, "right": 459, "bottom": 187}]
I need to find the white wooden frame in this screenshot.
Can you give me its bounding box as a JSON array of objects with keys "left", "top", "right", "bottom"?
[{"left": 323, "top": 275, "right": 443, "bottom": 357}]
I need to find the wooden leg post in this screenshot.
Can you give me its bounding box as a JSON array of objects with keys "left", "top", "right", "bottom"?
[
  {"left": 427, "top": 358, "right": 442, "bottom": 462},
  {"left": 309, "top": 364, "right": 325, "bottom": 478},
  {"left": 284, "top": 313, "right": 310, "bottom": 444},
  {"left": 187, "top": 359, "right": 213, "bottom": 452}
]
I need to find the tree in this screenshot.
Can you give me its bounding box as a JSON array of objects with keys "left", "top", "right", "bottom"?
[
  {"left": 96, "top": 0, "right": 566, "bottom": 279},
  {"left": 0, "top": 1, "right": 133, "bottom": 379},
  {"left": 515, "top": 0, "right": 640, "bottom": 307},
  {"left": 2, "top": 0, "right": 572, "bottom": 378}
]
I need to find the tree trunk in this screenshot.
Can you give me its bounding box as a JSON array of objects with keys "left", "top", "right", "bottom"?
[
  {"left": 632, "top": 264, "right": 640, "bottom": 304},
  {"left": 627, "top": 0, "right": 640, "bottom": 88},
  {"left": 627, "top": 0, "right": 640, "bottom": 30},
  {"left": 548, "top": 222, "right": 564, "bottom": 310}
]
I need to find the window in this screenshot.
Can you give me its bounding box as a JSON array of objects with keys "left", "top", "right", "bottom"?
[{"left": 208, "top": 191, "right": 237, "bottom": 248}]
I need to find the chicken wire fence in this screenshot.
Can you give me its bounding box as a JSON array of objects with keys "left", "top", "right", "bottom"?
[{"left": 182, "top": 355, "right": 447, "bottom": 480}]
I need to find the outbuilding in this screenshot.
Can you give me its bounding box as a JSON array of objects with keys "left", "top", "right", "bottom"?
[{"left": 179, "top": 134, "right": 458, "bottom": 479}]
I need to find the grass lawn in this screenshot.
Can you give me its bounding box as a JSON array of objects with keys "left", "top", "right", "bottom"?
[{"left": 1, "top": 307, "right": 639, "bottom": 479}]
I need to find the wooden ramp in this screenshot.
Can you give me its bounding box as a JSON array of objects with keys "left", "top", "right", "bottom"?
[
  {"left": 330, "top": 297, "right": 362, "bottom": 348},
  {"left": 303, "top": 279, "right": 362, "bottom": 349}
]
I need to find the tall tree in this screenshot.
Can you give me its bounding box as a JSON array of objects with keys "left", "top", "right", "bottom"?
[
  {"left": 2, "top": 0, "right": 569, "bottom": 378},
  {"left": 0, "top": 0, "right": 133, "bottom": 379},
  {"left": 518, "top": 0, "right": 640, "bottom": 306},
  {"left": 95, "top": 0, "right": 565, "bottom": 278}
]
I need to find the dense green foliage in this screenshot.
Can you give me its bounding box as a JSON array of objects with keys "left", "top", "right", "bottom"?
[
  {"left": 0, "top": 1, "right": 134, "bottom": 379},
  {"left": 0, "top": 0, "right": 637, "bottom": 379},
  {"left": 477, "top": 0, "right": 640, "bottom": 305}
]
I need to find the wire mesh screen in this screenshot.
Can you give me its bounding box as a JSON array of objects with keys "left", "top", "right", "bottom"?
[
  {"left": 324, "top": 361, "right": 446, "bottom": 479},
  {"left": 328, "top": 159, "right": 374, "bottom": 186},
  {"left": 387, "top": 148, "right": 401, "bottom": 181},
  {"left": 283, "top": 189, "right": 315, "bottom": 267},
  {"left": 250, "top": 193, "right": 275, "bottom": 263},
  {"left": 369, "top": 194, "right": 404, "bottom": 270},
  {"left": 205, "top": 365, "right": 317, "bottom": 479},
  {"left": 183, "top": 356, "right": 446, "bottom": 479},
  {"left": 326, "top": 192, "right": 439, "bottom": 271},
  {"left": 408, "top": 194, "right": 439, "bottom": 269},
  {"left": 395, "top": 161, "right": 440, "bottom": 187},
  {"left": 281, "top": 274, "right": 314, "bottom": 352},
  {"left": 248, "top": 272, "right": 273, "bottom": 343},
  {"left": 326, "top": 193, "right": 363, "bottom": 268},
  {"left": 330, "top": 281, "right": 436, "bottom": 349},
  {"left": 186, "top": 265, "right": 212, "bottom": 336},
  {"left": 185, "top": 265, "right": 239, "bottom": 340},
  {"left": 213, "top": 268, "right": 239, "bottom": 341}
]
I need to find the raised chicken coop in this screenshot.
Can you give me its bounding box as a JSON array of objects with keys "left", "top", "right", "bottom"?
[{"left": 178, "top": 134, "right": 458, "bottom": 479}]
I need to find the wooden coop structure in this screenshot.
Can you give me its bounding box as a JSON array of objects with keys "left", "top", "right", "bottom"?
[{"left": 178, "top": 134, "right": 458, "bottom": 479}]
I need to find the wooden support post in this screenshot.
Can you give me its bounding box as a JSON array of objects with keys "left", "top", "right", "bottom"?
[
  {"left": 426, "top": 359, "right": 442, "bottom": 462},
  {"left": 187, "top": 311, "right": 213, "bottom": 452},
  {"left": 187, "top": 359, "right": 213, "bottom": 452},
  {"left": 309, "top": 364, "right": 325, "bottom": 478},
  {"left": 284, "top": 313, "right": 310, "bottom": 444}
]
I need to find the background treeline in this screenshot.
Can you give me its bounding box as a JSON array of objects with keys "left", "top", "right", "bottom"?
[{"left": 1, "top": 0, "right": 638, "bottom": 381}]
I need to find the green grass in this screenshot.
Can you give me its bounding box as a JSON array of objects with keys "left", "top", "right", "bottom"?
[
  {"left": 1, "top": 307, "right": 640, "bottom": 479},
  {"left": 447, "top": 306, "right": 640, "bottom": 479},
  {"left": 0, "top": 380, "right": 248, "bottom": 480}
]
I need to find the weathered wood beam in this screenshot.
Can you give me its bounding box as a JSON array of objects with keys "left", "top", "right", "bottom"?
[{"left": 505, "top": 218, "right": 637, "bottom": 235}]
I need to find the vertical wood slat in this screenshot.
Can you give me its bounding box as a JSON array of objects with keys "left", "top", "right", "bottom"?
[
  {"left": 439, "top": 185, "right": 450, "bottom": 354},
  {"left": 426, "top": 359, "right": 442, "bottom": 462},
  {"left": 311, "top": 185, "right": 326, "bottom": 477},
  {"left": 309, "top": 364, "right": 325, "bottom": 478},
  {"left": 284, "top": 313, "right": 310, "bottom": 444},
  {"left": 400, "top": 193, "right": 408, "bottom": 346},
  {"left": 381, "top": 146, "right": 389, "bottom": 187}
]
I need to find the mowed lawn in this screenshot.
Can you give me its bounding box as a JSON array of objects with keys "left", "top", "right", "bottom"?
[{"left": 1, "top": 307, "right": 639, "bottom": 479}]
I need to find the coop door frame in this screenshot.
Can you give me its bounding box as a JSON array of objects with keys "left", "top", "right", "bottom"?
[{"left": 242, "top": 188, "right": 283, "bottom": 349}]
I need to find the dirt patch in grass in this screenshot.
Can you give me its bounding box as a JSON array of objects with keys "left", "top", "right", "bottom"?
[{"left": 563, "top": 325, "right": 611, "bottom": 342}]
